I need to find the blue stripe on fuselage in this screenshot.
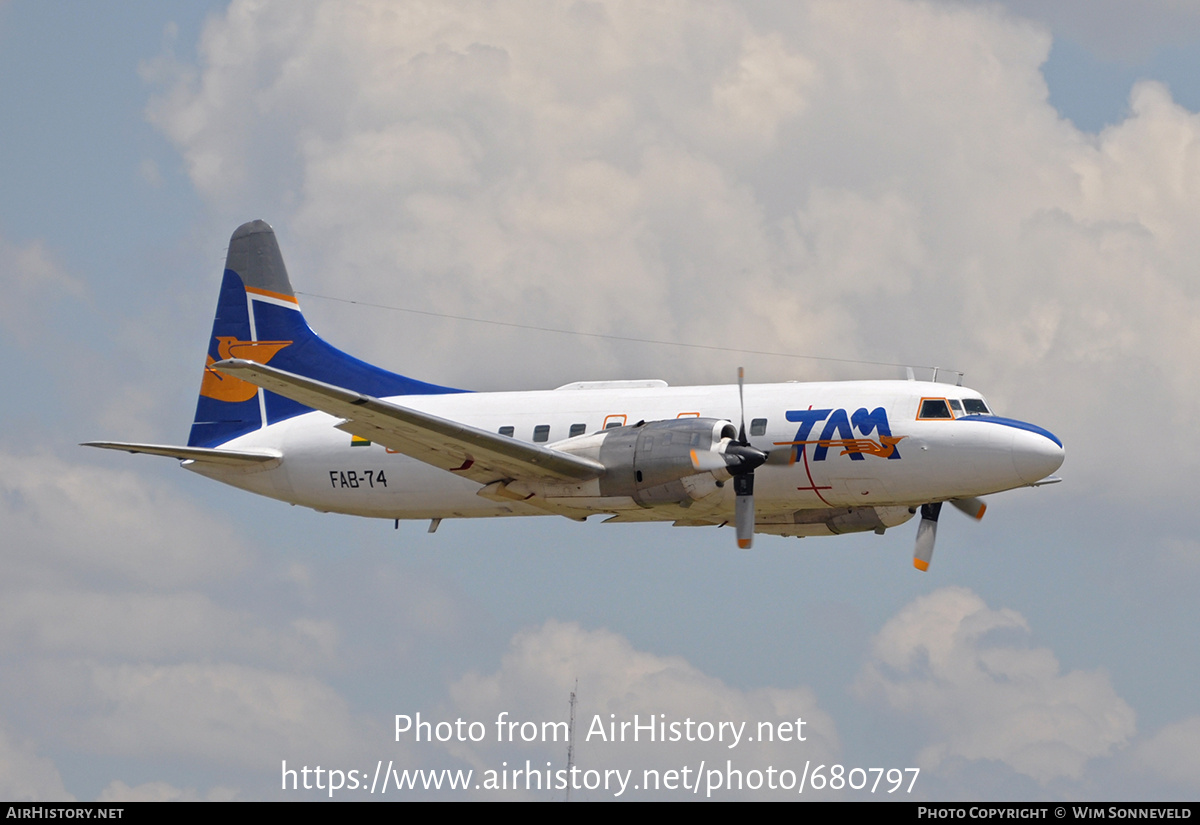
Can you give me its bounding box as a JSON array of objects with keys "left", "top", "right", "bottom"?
[{"left": 956, "top": 415, "right": 1062, "bottom": 448}]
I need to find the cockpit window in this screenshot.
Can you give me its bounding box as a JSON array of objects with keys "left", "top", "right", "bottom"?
[
  {"left": 918, "top": 398, "right": 953, "bottom": 419},
  {"left": 948, "top": 399, "right": 963, "bottom": 413},
  {"left": 962, "top": 398, "right": 991, "bottom": 415}
]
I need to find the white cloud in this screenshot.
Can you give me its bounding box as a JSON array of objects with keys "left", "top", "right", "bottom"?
[
  {"left": 1130, "top": 716, "right": 1200, "bottom": 791},
  {"left": 436, "top": 620, "right": 839, "bottom": 799},
  {"left": 709, "top": 31, "right": 817, "bottom": 152},
  {"left": 0, "top": 452, "right": 248, "bottom": 589},
  {"left": 0, "top": 233, "right": 84, "bottom": 346},
  {"left": 62, "top": 661, "right": 365, "bottom": 769},
  {"left": 0, "top": 589, "right": 338, "bottom": 668},
  {"left": 0, "top": 445, "right": 473, "bottom": 797},
  {"left": 140, "top": 0, "right": 1200, "bottom": 505},
  {"left": 855, "top": 587, "right": 1136, "bottom": 783},
  {"left": 98, "top": 780, "right": 237, "bottom": 802},
  {"left": 0, "top": 449, "right": 369, "bottom": 788},
  {"left": 0, "top": 725, "right": 73, "bottom": 801}
]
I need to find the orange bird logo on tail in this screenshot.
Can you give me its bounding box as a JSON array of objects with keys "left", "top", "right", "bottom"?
[{"left": 199, "top": 337, "right": 292, "bottom": 402}]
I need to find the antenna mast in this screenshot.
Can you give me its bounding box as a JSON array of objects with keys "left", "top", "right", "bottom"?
[{"left": 565, "top": 679, "right": 577, "bottom": 802}]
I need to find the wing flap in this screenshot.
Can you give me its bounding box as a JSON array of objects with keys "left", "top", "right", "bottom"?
[{"left": 211, "top": 359, "right": 605, "bottom": 484}]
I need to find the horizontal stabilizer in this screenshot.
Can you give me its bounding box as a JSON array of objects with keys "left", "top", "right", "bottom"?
[
  {"left": 211, "top": 359, "right": 605, "bottom": 485},
  {"left": 82, "top": 441, "right": 281, "bottom": 466}
]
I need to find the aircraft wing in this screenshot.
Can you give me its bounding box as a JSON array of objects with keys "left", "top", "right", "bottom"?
[
  {"left": 211, "top": 359, "right": 605, "bottom": 485},
  {"left": 82, "top": 442, "right": 281, "bottom": 466}
]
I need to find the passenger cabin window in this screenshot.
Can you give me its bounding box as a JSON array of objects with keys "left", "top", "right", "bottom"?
[
  {"left": 962, "top": 398, "right": 991, "bottom": 415},
  {"left": 533, "top": 424, "right": 550, "bottom": 442},
  {"left": 918, "top": 399, "right": 953, "bottom": 419},
  {"left": 499, "top": 426, "right": 514, "bottom": 437},
  {"left": 750, "top": 418, "right": 767, "bottom": 436},
  {"left": 604, "top": 420, "right": 624, "bottom": 429},
  {"left": 569, "top": 423, "right": 586, "bottom": 437}
]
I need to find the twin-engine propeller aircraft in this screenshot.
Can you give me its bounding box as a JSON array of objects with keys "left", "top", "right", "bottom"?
[{"left": 85, "top": 221, "right": 1064, "bottom": 570}]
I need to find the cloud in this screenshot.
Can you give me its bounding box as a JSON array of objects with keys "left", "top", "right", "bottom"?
[
  {"left": 139, "top": 0, "right": 1200, "bottom": 506},
  {"left": 1130, "top": 716, "right": 1200, "bottom": 791},
  {"left": 9, "top": 658, "right": 371, "bottom": 779},
  {"left": 0, "top": 451, "right": 248, "bottom": 589},
  {"left": 0, "top": 449, "right": 367, "bottom": 790},
  {"left": 0, "top": 589, "right": 338, "bottom": 669},
  {"left": 0, "top": 444, "right": 478, "bottom": 797},
  {"left": 98, "top": 780, "right": 237, "bottom": 802},
  {"left": 66, "top": 662, "right": 365, "bottom": 769},
  {"left": 0, "top": 725, "right": 73, "bottom": 801},
  {"left": 434, "top": 620, "right": 839, "bottom": 799},
  {"left": 0, "top": 233, "right": 84, "bottom": 346},
  {"left": 855, "top": 586, "right": 1136, "bottom": 783}
]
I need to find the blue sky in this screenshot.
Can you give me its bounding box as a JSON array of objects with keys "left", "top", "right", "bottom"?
[{"left": 2, "top": 0, "right": 1200, "bottom": 801}]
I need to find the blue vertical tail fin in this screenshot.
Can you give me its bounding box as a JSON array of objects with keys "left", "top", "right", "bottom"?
[{"left": 188, "top": 220, "right": 462, "bottom": 447}]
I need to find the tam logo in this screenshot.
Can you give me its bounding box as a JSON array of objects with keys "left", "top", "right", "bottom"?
[{"left": 780, "top": 407, "right": 904, "bottom": 461}]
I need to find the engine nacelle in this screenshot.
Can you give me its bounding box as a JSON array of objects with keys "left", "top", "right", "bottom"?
[{"left": 556, "top": 417, "right": 737, "bottom": 506}]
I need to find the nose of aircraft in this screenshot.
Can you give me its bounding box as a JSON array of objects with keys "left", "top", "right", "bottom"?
[{"left": 1011, "top": 424, "right": 1064, "bottom": 485}]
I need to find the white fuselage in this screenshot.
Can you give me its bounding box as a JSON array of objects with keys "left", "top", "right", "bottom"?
[{"left": 187, "top": 378, "right": 1063, "bottom": 538}]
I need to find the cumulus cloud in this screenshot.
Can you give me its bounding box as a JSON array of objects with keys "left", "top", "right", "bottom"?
[
  {"left": 1130, "top": 716, "right": 1200, "bottom": 791},
  {"left": 69, "top": 662, "right": 364, "bottom": 768},
  {"left": 434, "top": 620, "right": 838, "bottom": 799},
  {"left": 0, "top": 451, "right": 248, "bottom": 589},
  {"left": 0, "top": 725, "right": 72, "bottom": 801},
  {"left": 6, "top": 658, "right": 370, "bottom": 780},
  {"left": 855, "top": 587, "right": 1136, "bottom": 783},
  {"left": 0, "top": 449, "right": 375, "bottom": 791}
]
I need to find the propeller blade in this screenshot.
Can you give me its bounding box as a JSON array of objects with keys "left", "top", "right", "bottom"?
[
  {"left": 690, "top": 448, "right": 726, "bottom": 473},
  {"left": 913, "top": 501, "right": 943, "bottom": 571},
  {"left": 730, "top": 367, "right": 760, "bottom": 549},
  {"left": 737, "top": 366, "right": 747, "bottom": 443},
  {"left": 734, "top": 472, "right": 755, "bottom": 549},
  {"left": 950, "top": 497, "right": 987, "bottom": 520}
]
